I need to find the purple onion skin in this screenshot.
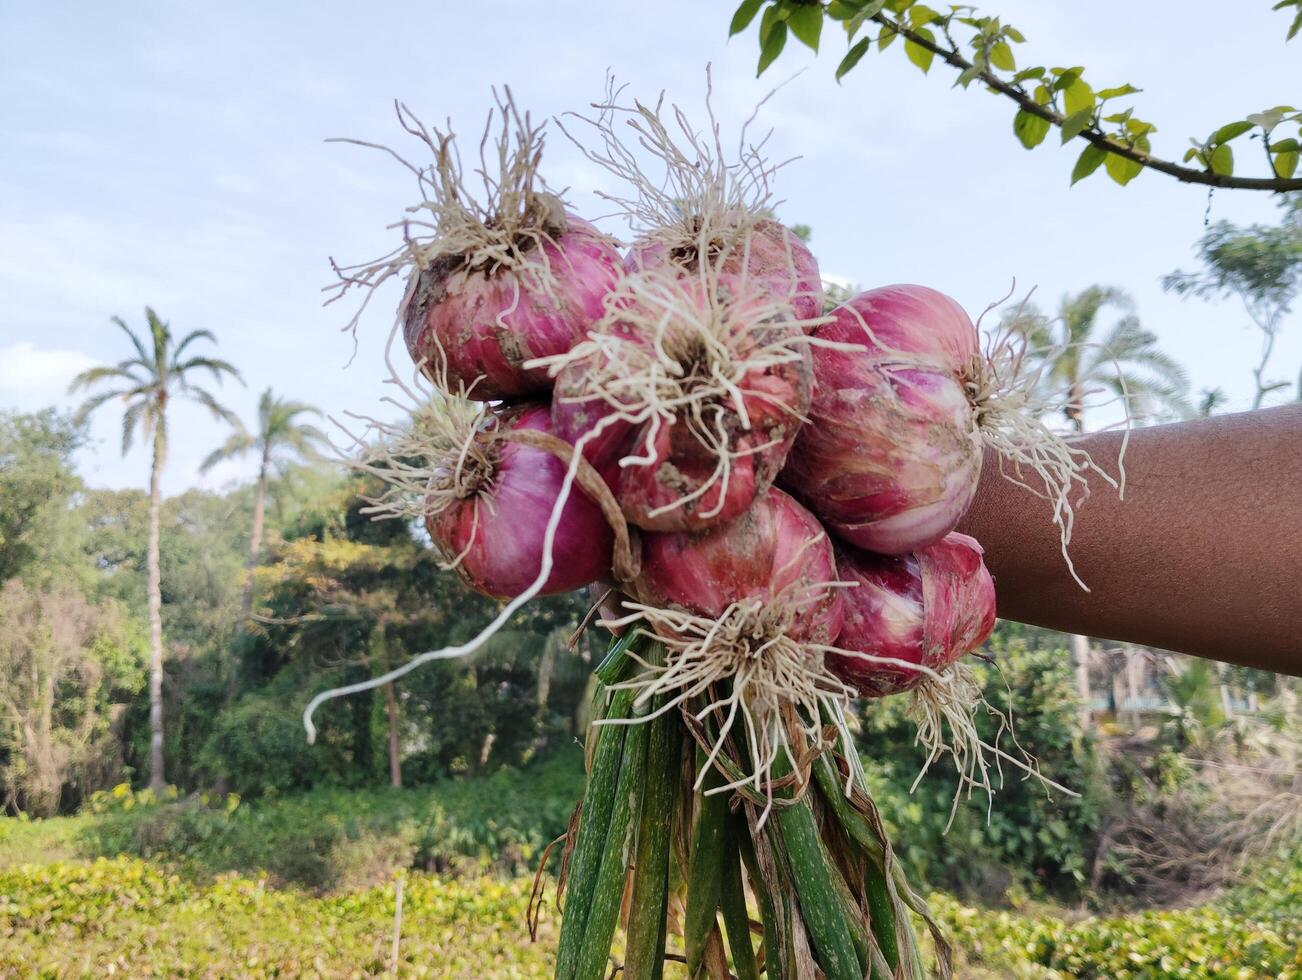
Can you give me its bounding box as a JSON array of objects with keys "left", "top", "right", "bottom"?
[
  {"left": 783, "top": 285, "right": 983, "bottom": 554},
  {"left": 403, "top": 215, "right": 622, "bottom": 400},
  {"left": 829, "top": 532, "right": 996, "bottom": 697},
  {"left": 635, "top": 487, "right": 844, "bottom": 645},
  {"left": 551, "top": 289, "right": 811, "bottom": 533},
  {"left": 425, "top": 403, "right": 614, "bottom": 599},
  {"left": 628, "top": 217, "right": 824, "bottom": 322}
]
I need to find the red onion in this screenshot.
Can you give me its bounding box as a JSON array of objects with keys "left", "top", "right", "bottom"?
[
  {"left": 829, "top": 532, "right": 996, "bottom": 697},
  {"left": 633, "top": 487, "right": 844, "bottom": 644},
  {"left": 544, "top": 269, "right": 813, "bottom": 533},
  {"left": 628, "top": 215, "right": 824, "bottom": 322},
  {"left": 402, "top": 213, "right": 623, "bottom": 399},
  {"left": 424, "top": 402, "right": 615, "bottom": 598},
  {"left": 783, "top": 285, "right": 984, "bottom": 553}
]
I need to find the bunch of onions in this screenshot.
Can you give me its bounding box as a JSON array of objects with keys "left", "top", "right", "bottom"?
[
  {"left": 784, "top": 284, "right": 1116, "bottom": 580},
  {"left": 538, "top": 265, "right": 814, "bottom": 532},
  {"left": 318, "top": 81, "right": 1104, "bottom": 980}
]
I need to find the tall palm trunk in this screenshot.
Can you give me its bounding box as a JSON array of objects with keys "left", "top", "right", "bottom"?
[
  {"left": 147, "top": 421, "right": 167, "bottom": 794},
  {"left": 227, "top": 445, "right": 269, "bottom": 704}
]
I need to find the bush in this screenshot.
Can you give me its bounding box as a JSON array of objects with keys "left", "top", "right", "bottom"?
[
  {"left": 74, "top": 747, "right": 585, "bottom": 889},
  {"left": 199, "top": 694, "right": 343, "bottom": 798}
]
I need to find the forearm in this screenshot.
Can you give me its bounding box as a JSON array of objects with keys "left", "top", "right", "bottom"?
[{"left": 957, "top": 405, "right": 1302, "bottom": 676}]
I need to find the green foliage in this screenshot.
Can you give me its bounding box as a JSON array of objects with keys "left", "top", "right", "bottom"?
[
  {"left": 199, "top": 694, "right": 339, "bottom": 798},
  {"left": 1, "top": 852, "right": 1297, "bottom": 978},
  {"left": 730, "top": 0, "right": 1302, "bottom": 191},
  {"left": 0, "top": 859, "right": 558, "bottom": 978},
  {"left": 858, "top": 629, "right": 1104, "bottom": 900},
  {"left": 0, "top": 580, "right": 147, "bottom": 815},
  {"left": 63, "top": 747, "right": 584, "bottom": 888},
  {"left": 0, "top": 409, "right": 85, "bottom": 585},
  {"left": 1163, "top": 194, "right": 1302, "bottom": 405},
  {"left": 934, "top": 883, "right": 1302, "bottom": 978}
]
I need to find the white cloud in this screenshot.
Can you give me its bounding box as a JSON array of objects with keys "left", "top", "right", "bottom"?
[{"left": 0, "top": 341, "right": 96, "bottom": 402}]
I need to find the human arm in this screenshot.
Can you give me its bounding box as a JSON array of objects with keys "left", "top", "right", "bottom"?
[{"left": 957, "top": 404, "right": 1302, "bottom": 675}]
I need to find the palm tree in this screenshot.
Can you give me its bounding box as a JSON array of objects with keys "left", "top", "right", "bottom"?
[
  {"left": 1005, "top": 287, "right": 1192, "bottom": 727},
  {"left": 200, "top": 388, "right": 326, "bottom": 698},
  {"left": 70, "top": 308, "right": 242, "bottom": 793}
]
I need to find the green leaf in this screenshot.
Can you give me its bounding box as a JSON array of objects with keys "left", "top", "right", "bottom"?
[
  {"left": 909, "top": 3, "right": 939, "bottom": 25},
  {"left": 1105, "top": 150, "right": 1143, "bottom": 185},
  {"left": 758, "top": 3, "right": 783, "bottom": 44},
  {"left": 1209, "top": 143, "right": 1234, "bottom": 175},
  {"left": 1013, "top": 109, "right": 1050, "bottom": 148},
  {"left": 1013, "top": 66, "right": 1045, "bottom": 82},
  {"left": 878, "top": 25, "right": 896, "bottom": 50},
  {"left": 787, "top": 4, "right": 823, "bottom": 50},
  {"left": 1210, "top": 120, "right": 1254, "bottom": 145},
  {"left": 1005, "top": 25, "right": 1026, "bottom": 42},
  {"left": 1060, "top": 108, "right": 1094, "bottom": 142},
  {"left": 1070, "top": 143, "right": 1107, "bottom": 184},
  {"left": 836, "top": 37, "right": 872, "bottom": 81},
  {"left": 904, "top": 28, "right": 935, "bottom": 72},
  {"left": 1096, "top": 83, "right": 1139, "bottom": 100},
  {"left": 1063, "top": 79, "right": 1095, "bottom": 116},
  {"left": 1275, "top": 149, "right": 1299, "bottom": 178},
  {"left": 990, "top": 40, "right": 1016, "bottom": 71},
  {"left": 757, "top": 21, "right": 788, "bottom": 75},
  {"left": 1182, "top": 147, "right": 1200, "bottom": 163},
  {"left": 729, "top": 0, "right": 765, "bottom": 36},
  {"left": 955, "top": 64, "right": 981, "bottom": 87},
  {"left": 1271, "top": 137, "right": 1300, "bottom": 152}
]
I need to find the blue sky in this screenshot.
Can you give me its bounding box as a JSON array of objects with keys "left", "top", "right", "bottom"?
[{"left": 2, "top": 1, "right": 1298, "bottom": 495}]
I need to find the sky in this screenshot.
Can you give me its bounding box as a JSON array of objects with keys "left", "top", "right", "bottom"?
[{"left": 2, "top": 1, "right": 1298, "bottom": 495}]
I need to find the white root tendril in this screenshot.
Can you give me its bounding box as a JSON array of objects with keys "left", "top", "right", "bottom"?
[
  {"left": 595, "top": 574, "right": 950, "bottom": 829},
  {"left": 301, "top": 311, "right": 613, "bottom": 743},
  {"left": 528, "top": 261, "right": 842, "bottom": 524},
  {"left": 906, "top": 663, "right": 1078, "bottom": 833},
  {"left": 324, "top": 88, "right": 574, "bottom": 344},
  {"left": 965, "top": 311, "right": 1132, "bottom": 591},
  {"left": 558, "top": 67, "right": 793, "bottom": 251}
]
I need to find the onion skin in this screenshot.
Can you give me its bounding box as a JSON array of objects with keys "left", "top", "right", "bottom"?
[
  {"left": 783, "top": 285, "right": 982, "bottom": 554},
  {"left": 425, "top": 403, "right": 614, "bottom": 599},
  {"left": 552, "top": 290, "right": 812, "bottom": 533},
  {"left": 634, "top": 487, "right": 844, "bottom": 644},
  {"left": 629, "top": 217, "right": 823, "bottom": 322},
  {"left": 829, "top": 532, "right": 996, "bottom": 697},
  {"left": 403, "top": 215, "right": 622, "bottom": 399}
]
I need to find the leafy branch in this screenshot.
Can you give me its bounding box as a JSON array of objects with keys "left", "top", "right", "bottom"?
[{"left": 731, "top": 0, "right": 1302, "bottom": 192}]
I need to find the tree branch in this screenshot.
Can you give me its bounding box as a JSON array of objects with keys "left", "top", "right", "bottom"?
[{"left": 871, "top": 12, "right": 1302, "bottom": 193}]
